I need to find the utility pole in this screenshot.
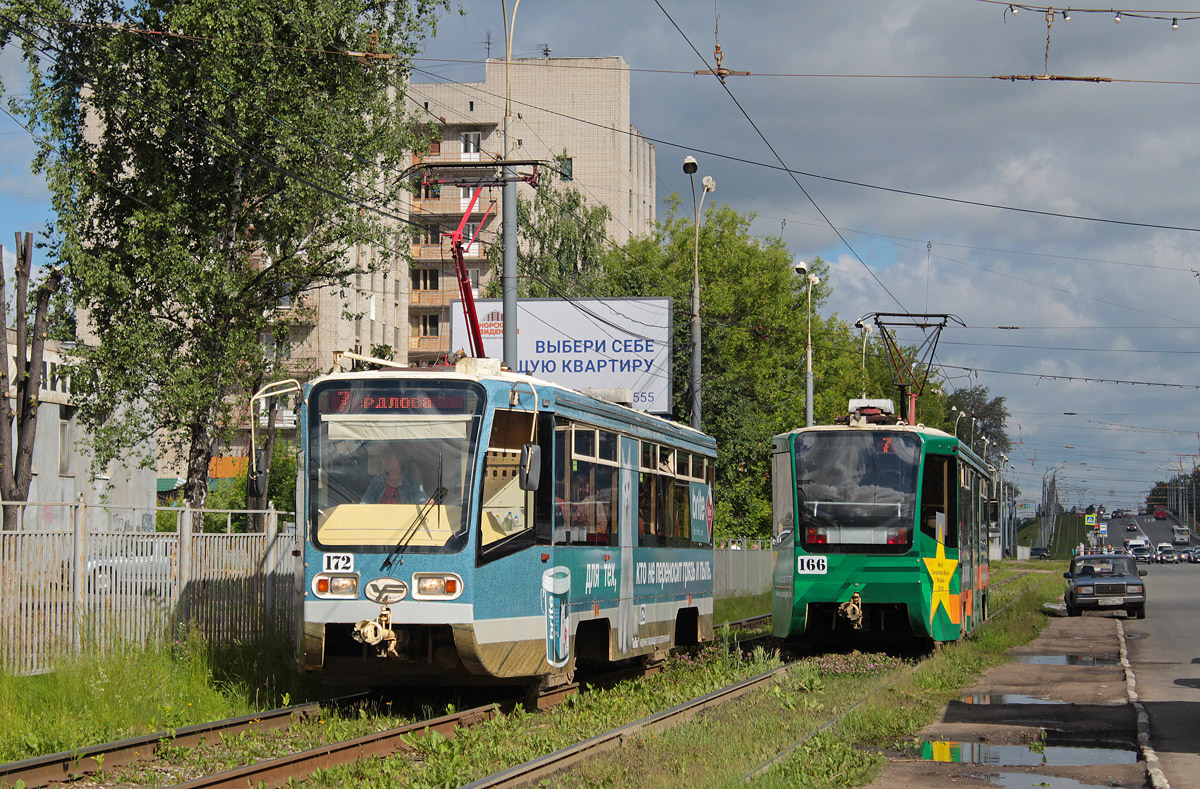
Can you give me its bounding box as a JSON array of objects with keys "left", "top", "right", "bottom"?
[{"left": 501, "top": 1, "right": 520, "bottom": 370}]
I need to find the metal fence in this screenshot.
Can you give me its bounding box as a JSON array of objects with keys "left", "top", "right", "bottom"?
[
  {"left": 0, "top": 502, "right": 298, "bottom": 676},
  {"left": 714, "top": 539, "right": 774, "bottom": 598},
  {"left": 2, "top": 503, "right": 772, "bottom": 676}
]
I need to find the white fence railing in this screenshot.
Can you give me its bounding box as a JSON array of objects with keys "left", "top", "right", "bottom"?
[{"left": 0, "top": 502, "right": 298, "bottom": 676}]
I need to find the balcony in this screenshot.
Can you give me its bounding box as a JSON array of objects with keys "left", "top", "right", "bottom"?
[
  {"left": 410, "top": 289, "right": 457, "bottom": 307},
  {"left": 411, "top": 151, "right": 500, "bottom": 167},
  {"left": 411, "top": 243, "right": 486, "bottom": 261},
  {"left": 409, "top": 335, "right": 449, "bottom": 354},
  {"left": 412, "top": 197, "right": 496, "bottom": 217}
]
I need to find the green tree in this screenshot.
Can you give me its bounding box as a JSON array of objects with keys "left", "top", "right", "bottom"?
[
  {"left": 946, "top": 385, "right": 1011, "bottom": 457},
  {"left": 2, "top": 0, "right": 447, "bottom": 512}
]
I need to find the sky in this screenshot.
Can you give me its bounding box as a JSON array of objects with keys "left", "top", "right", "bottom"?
[{"left": 3, "top": 1, "right": 1200, "bottom": 512}]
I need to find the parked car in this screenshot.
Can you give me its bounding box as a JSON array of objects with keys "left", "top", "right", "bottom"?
[
  {"left": 1130, "top": 545, "right": 1152, "bottom": 563},
  {"left": 1029, "top": 546, "right": 1051, "bottom": 560},
  {"left": 85, "top": 536, "right": 176, "bottom": 593},
  {"left": 1063, "top": 553, "right": 1147, "bottom": 619}
]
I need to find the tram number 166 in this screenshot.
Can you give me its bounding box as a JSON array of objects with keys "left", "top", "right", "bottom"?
[{"left": 796, "top": 556, "right": 828, "bottom": 575}]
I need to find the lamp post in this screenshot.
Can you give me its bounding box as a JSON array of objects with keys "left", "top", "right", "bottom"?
[
  {"left": 969, "top": 417, "right": 977, "bottom": 452},
  {"left": 951, "top": 406, "right": 965, "bottom": 437},
  {"left": 796, "top": 260, "right": 820, "bottom": 426},
  {"left": 683, "top": 156, "right": 714, "bottom": 431}
]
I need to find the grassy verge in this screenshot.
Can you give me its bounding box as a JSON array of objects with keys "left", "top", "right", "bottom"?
[
  {"left": 714, "top": 591, "right": 771, "bottom": 625},
  {"left": 0, "top": 626, "right": 311, "bottom": 763}
]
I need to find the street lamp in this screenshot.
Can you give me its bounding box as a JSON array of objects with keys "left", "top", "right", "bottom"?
[
  {"left": 796, "top": 260, "right": 820, "bottom": 426},
  {"left": 684, "top": 156, "right": 714, "bottom": 431},
  {"left": 951, "top": 405, "right": 965, "bottom": 437}
]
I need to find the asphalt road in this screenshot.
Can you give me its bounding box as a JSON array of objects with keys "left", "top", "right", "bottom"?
[{"left": 1101, "top": 513, "right": 1200, "bottom": 787}]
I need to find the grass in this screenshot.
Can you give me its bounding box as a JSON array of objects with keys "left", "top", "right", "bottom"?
[
  {"left": 714, "top": 591, "right": 771, "bottom": 625},
  {"left": 0, "top": 625, "right": 313, "bottom": 764}
]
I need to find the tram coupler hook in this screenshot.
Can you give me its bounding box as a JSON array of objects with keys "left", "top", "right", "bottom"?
[
  {"left": 353, "top": 605, "right": 399, "bottom": 658},
  {"left": 838, "top": 592, "right": 864, "bottom": 630}
]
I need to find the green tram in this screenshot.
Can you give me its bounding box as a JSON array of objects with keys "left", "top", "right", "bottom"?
[{"left": 771, "top": 400, "right": 995, "bottom": 644}]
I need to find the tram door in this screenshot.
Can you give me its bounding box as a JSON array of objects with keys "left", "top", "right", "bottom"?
[{"left": 617, "top": 436, "right": 639, "bottom": 653}]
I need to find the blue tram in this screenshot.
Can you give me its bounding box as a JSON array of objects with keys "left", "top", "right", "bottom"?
[{"left": 292, "top": 357, "right": 716, "bottom": 686}]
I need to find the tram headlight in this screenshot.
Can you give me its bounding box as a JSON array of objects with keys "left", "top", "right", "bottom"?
[
  {"left": 412, "top": 572, "right": 463, "bottom": 600},
  {"left": 314, "top": 574, "right": 359, "bottom": 598}
]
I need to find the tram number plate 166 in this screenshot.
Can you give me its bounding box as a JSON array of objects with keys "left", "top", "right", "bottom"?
[
  {"left": 796, "top": 557, "right": 828, "bottom": 574},
  {"left": 323, "top": 554, "right": 354, "bottom": 572}
]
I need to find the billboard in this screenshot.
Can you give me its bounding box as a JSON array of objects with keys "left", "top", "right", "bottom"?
[{"left": 451, "top": 298, "right": 672, "bottom": 413}]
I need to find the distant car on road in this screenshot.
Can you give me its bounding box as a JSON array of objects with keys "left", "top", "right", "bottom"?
[
  {"left": 1029, "top": 546, "right": 1051, "bottom": 560},
  {"left": 1155, "top": 543, "right": 1178, "bottom": 564},
  {"left": 1127, "top": 523, "right": 1138, "bottom": 532},
  {"left": 1063, "top": 553, "right": 1147, "bottom": 619},
  {"left": 1130, "top": 545, "right": 1152, "bottom": 563},
  {"left": 1179, "top": 548, "right": 1196, "bottom": 563}
]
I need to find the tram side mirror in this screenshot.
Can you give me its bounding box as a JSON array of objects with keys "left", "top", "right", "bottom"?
[
  {"left": 519, "top": 444, "right": 541, "bottom": 491},
  {"left": 249, "top": 449, "right": 269, "bottom": 498}
]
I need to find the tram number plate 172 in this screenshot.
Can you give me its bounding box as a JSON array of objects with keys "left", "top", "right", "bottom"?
[
  {"left": 796, "top": 556, "right": 828, "bottom": 574},
  {"left": 323, "top": 554, "right": 354, "bottom": 572}
]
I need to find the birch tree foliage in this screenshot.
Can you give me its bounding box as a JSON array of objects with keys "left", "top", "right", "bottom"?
[{"left": 0, "top": 0, "right": 448, "bottom": 509}]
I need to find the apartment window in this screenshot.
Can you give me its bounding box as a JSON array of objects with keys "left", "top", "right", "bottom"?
[
  {"left": 57, "top": 417, "right": 70, "bottom": 472},
  {"left": 559, "top": 157, "right": 573, "bottom": 181},
  {"left": 469, "top": 101, "right": 475, "bottom": 112},
  {"left": 469, "top": 269, "right": 480, "bottom": 289},
  {"left": 418, "top": 224, "right": 441, "bottom": 245},
  {"left": 462, "top": 222, "right": 479, "bottom": 242},
  {"left": 421, "top": 181, "right": 441, "bottom": 198},
  {"left": 418, "top": 314, "right": 440, "bottom": 337},
  {"left": 461, "top": 131, "right": 481, "bottom": 153},
  {"left": 411, "top": 269, "right": 440, "bottom": 291},
  {"left": 429, "top": 137, "right": 441, "bottom": 155}
]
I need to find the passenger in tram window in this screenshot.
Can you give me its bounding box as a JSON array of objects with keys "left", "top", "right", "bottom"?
[{"left": 362, "top": 444, "right": 429, "bottom": 504}]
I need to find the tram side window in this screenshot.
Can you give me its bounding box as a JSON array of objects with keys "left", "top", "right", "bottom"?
[
  {"left": 479, "top": 409, "right": 535, "bottom": 553},
  {"left": 553, "top": 423, "right": 616, "bottom": 546},
  {"left": 921, "top": 454, "right": 959, "bottom": 547}
]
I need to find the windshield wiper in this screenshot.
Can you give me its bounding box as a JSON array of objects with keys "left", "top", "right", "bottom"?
[{"left": 381, "top": 485, "right": 449, "bottom": 570}]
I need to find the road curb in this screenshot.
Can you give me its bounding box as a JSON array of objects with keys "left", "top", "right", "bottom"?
[{"left": 1118, "top": 619, "right": 1170, "bottom": 789}]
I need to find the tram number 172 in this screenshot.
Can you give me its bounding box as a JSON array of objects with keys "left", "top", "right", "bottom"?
[{"left": 797, "top": 556, "right": 828, "bottom": 574}]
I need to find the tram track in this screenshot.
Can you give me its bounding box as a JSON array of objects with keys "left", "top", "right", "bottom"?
[{"left": 0, "top": 699, "right": 334, "bottom": 788}]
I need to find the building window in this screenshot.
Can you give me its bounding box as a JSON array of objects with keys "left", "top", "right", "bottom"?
[
  {"left": 461, "top": 131, "right": 481, "bottom": 154},
  {"left": 469, "top": 269, "right": 480, "bottom": 289},
  {"left": 411, "top": 269, "right": 440, "bottom": 291},
  {"left": 429, "top": 137, "right": 441, "bottom": 155},
  {"left": 422, "top": 181, "right": 441, "bottom": 198},
  {"left": 559, "top": 157, "right": 573, "bottom": 181},
  {"left": 469, "top": 101, "right": 475, "bottom": 112},
  {"left": 58, "top": 418, "right": 70, "bottom": 475},
  {"left": 418, "top": 224, "right": 441, "bottom": 245},
  {"left": 418, "top": 314, "right": 440, "bottom": 337},
  {"left": 462, "top": 222, "right": 479, "bottom": 242}
]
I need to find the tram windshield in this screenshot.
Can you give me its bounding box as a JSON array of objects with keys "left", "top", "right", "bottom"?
[
  {"left": 308, "top": 380, "right": 484, "bottom": 553},
  {"left": 793, "top": 430, "right": 920, "bottom": 554}
]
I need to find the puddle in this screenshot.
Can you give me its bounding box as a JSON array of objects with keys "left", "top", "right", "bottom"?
[
  {"left": 1125, "top": 632, "right": 1148, "bottom": 640},
  {"left": 959, "top": 693, "right": 1065, "bottom": 705},
  {"left": 984, "top": 773, "right": 1126, "bottom": 789},
  {"left": 1011, "top": 654, "right": 1119, "bottom": 667},
  {"left": 919, "top": 740, "right": 1137, "bottom": 766}
]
